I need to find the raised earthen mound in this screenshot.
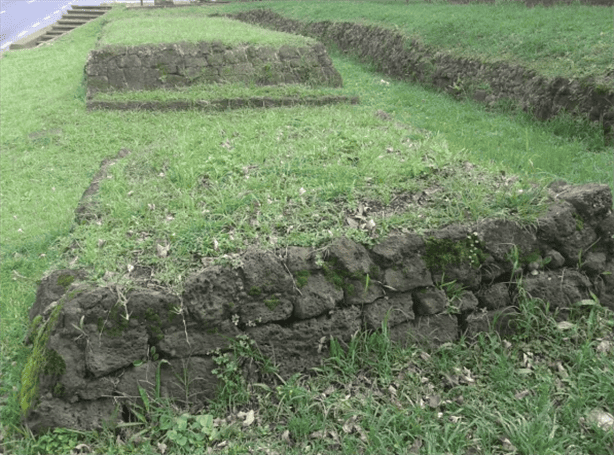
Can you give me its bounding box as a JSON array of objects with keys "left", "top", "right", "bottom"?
[
  {"left": 21, "top": 180, "right": 614, "bottom": 434},
  {"left": 84, "top": 40, "right": 346, "bottom": 110}
]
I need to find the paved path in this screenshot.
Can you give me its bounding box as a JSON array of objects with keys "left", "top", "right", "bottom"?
[{"left": 0, "top": 0, "right": 152, "bottom": 55}]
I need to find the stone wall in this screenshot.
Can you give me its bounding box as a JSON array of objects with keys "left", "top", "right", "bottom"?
[
  {"left": 86, "top": 95, "right": 359, "bottom": 112},
  {"left": 224, "top": 10, "right": 614, "bottom": 138},
  {"left": 445, "top": 0, "right": 613, "bottom": 5},
  {"left": 21, "top": 181, "right": 614, "bottom": 433},
  {"left": 84, "top": 41, "right": 343, "bottom": 98}
]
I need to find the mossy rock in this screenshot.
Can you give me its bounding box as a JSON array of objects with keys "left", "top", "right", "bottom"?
[{"left": 20, "top": 303, "right": 65, "bottom": 417}]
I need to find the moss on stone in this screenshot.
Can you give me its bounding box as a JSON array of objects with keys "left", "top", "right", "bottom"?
[
  {"left": 102, "top": 302, "right": 130, "bottom": 338},
  {"left": 56, "top": 273, "right": 75, "bottom": 289},
  {"left": 142, "top": 307, "right": 165, "bottom": 342},
  {"left": 295, "top": 270, "right": 310, "bottom": 288},
  {"left": 369, "top": 264, "right": 382, "bottom": 281},
  {"left": 43, "top": 349, "right": 66, "bottom": 377},
  {"left": 52, "top": 382, "right": 66, "bottom": 398},
  {"left": 28, "top": 315, "right": 44, "bottom": 339},
  {"left": 520, "top": 249, "right": 541, "bottom": 265},
  {"left": 20, "top": 303, "right": 64, "bottom": 417},
  {"left": 573, "top": 212, "right": 584, "bottom": 231},
  {"left": 264, "top": 296, "right": 280, "bottom": 311},
  {"left": 423, "top": 233, "right": 487, "bottom": 273},
  {"left": 248, "top": 286, "right": 262, "bottom": 297},
  {"left": 322, "top": 259, "right": 346, "bottom": 290},
  {"left": 321, "top": 257, "right": 370, "bottom": 296}
]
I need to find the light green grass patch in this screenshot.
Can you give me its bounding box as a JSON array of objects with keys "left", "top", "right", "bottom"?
[{"left": 98, "top": 13, "right": 315, "bottom": 48}]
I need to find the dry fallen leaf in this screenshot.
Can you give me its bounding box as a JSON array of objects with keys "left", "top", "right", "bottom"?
[
  {"left": 499, "top": 437, "right": 517, "bottom": 451},
  {"left": 596, "top": 339, "right": 613, "bottom": 354},
  {"left": 156, "top": 243, "right": 170, "bottom": 258},
  {"left": 514, "top": 389, "right": 531, "bottom": 400},
  {"left": 237, "top": 409, "right": 255, "bottom": 427},
  {"left": 281, "top": 429, "right": 292, "bottom": 445},
  {"left": 583, "top": 408, "right": 614, "bottom": 432},
  {"left": 556, "top": 321, "right": 575, "bottom": 331}
]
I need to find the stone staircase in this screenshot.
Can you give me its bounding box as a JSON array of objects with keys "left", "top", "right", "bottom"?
[{"left": 9, "top": 5, "right": 112, "bottom": 51}]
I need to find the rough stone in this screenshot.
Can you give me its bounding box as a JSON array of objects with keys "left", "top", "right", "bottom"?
[
  {"left": 413, "top": 288, "right": 448, "bottom": 315},
  {"left": 521, "top": 270, "right": 592, "bottom": 309},
  {"left": 582, "top": 252, "right": 607, "bottom": 277},
  {"left": 463, "top": 307, "right": 520, "bottom": 340},
  {"left": 362, "top": 293, "right": 415, "bottom": 330},
  {"left": 293, "top": 273, "right": 343, "bottom": 319},
  {"left": 477, "top": 282, "right": 512, "bottom": 310},
  {"left": 456, "top": 291, "right": 479, "bottom": 312},
  {"left": 389, "top": 314, "right": 458, "bottom": 349}
]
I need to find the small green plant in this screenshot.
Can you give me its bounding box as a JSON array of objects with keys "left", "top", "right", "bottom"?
[
  {"left": 29, "top": 428, "right": 81, "bottom": 455},
  {"left": 160, "top": 412, "right": 219, "bottom": 448},
  {"left": 436, "top": 273, "right": 465, "bottom": 313},
  {"left": 573, "top": 212, "right": 584, "bottom": 231},
  {"left": 211, "top": 334, "right": 277, "bottom": 409}
]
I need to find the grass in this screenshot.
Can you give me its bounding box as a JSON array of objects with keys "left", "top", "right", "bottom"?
[
  {"left": 210, "top": 0, "right": 614, "bottom": 87},
  {"left": 97, "top": 13, "right": 315, "bottom": 47},
  {"left": 0, "top": 1, "right": 612, "bottom": 454}
]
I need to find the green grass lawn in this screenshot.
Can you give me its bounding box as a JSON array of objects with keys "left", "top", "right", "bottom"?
[
  {"left": 98, "top": 13, "right": 315, "bottom": 47},
  {"left": 0, "top": 2, "right": 612, "bottom": 454}
]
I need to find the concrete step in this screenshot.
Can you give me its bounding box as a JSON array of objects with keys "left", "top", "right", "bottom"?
[
  {"left": 51, "top": 24, "right": 83, "bottom": 32},
  {"left": 57, "top": 19, "right": 90, "bottom": 26},
  {"left": 63, "top": 12, "right": 107, "bottom": 19},
  {"left": 71, "top": 5, "right": 112, "bottom": 10},
  {"left": 8, "top": 4, "right": 110, "bottom": 51}
]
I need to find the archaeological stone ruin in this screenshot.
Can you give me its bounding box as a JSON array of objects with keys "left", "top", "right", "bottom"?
[{"left": 21, "top": 181, "right": 614, "bottom": 433}]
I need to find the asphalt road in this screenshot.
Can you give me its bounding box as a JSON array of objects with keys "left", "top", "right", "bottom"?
[{"left": 0, "top": 0, "right": 149, "bottom": 53}]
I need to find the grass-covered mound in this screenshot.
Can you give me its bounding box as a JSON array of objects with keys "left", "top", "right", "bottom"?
[
  {"left": 98, "top": 13, "right": 315, "bottom": 48},
  {"left": 0, "top": 2, "right": 612, "bottom": 454}
]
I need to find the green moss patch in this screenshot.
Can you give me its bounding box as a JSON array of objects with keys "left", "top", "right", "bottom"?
[
  {"left": 56, "top": 273, "right": 75, "bottom": 289},
  {"left": 264, "top": 297, "right": 280, "bottom": 311},
  {"left": 423, "top": 233, "right": 487, "bottom": 273},
  {"left": 19, "top": 304, "right": 65, "bottom": 416}
]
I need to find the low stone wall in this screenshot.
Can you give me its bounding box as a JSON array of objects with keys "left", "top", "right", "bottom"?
[
  {"left": 224, "top": 10, "right": 614, "bottom": 138},
  {"left": 21, "top": 180, "right": 614, "bottom": 433},
  {"left": 84, "top": 41, "right": 343, "bottom": 98},
  {"left": 86, "top": 95, "right": 359, "bottom": 112},
  {"left": 445, "top": 0, "right": 613, "bottom": 5}
]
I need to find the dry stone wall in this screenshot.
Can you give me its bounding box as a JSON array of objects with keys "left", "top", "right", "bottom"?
[
  {"left": 223, "top": 10, "right": 614, "bottom": 138},
  {"left": 446, "top": 0, "right": 613, "bottom": 5},
  {"left": 22, "top": 181, "right": 614, "bottom": 434},
  {"left": 84, "top": 41, "right": 343, "bottom": 98},
  {"left": 86, "top": 95, "right": 359, "bottom": 113}
]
